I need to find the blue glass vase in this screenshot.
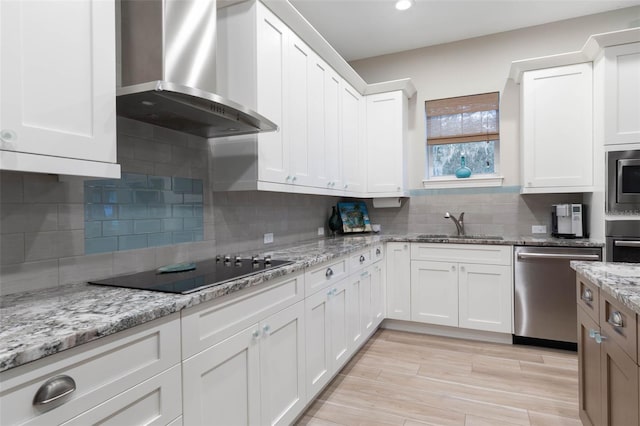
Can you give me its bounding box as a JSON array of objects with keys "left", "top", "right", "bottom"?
[{"left": 455, "top": 155, "right": 472, "bottom": 178}]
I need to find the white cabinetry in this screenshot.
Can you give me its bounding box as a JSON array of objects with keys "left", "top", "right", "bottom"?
[
  {"left": 0, "top": 314, "right": 181, "bottom": 426},
  {"left": 521, "top": 63, "right": 593, "bottom": 193},
  {"left": 366, "top": 91, "right": 408, "bottom": 195},
  {"left": 604, "top": 42, "right": 640, "bottom": 147},
  {"left": 0, "top": 0, "right": 119, "bottom": 178},
  {"left": 342, "top": 84, "right": 365, "bottom": 193},
  {"left": 386, "top": 242, "right": 411, "bottom": 320},
  {"left": 410, "top": 244, "right": 513, "bottom": 333}
]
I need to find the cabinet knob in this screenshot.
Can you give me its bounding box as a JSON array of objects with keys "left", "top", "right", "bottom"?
[
  {"left": 359, "top": 255, "right": 366, "bottom": 263},
  {"left": 581, "top": 288, "right": 593, "bottom": 303},
  {"left": 0, "top": 129, "right": 17, "bottom": 142},
  {"left": 252, "top": 329, "right": 261, "bottom": 340},
  {"left": 403, "top": 244, "right": 408, "bottom": 250},
  {"left": 376, "top": 248, "right": 381, "bottom": 255},
  {"left": 33, "top": 375, "right": 76, "bottom": 406},
  {"left": 263, "top": 324, "right": 271, "bottom": 335},
  {"left": 397, "top": 186, "right": 401, "bottom": 191},
  {"left": 344, "top": 184, "right": 348, "bottom": 189},
  {"left": 285, "top": 175, "right": 291, "bottom": 181},
  {"left": 325, "top": 268, "right": 334, "bottom": 278},
  {"left": 607, "top": 311, "right": 624, "bottom": 328},
  {"left": 460, "top": 266, "right": 465, "bottom": 272},
  {"left": 451, "top": 266, "right": 456, "bottom": 272},
  {"left": 595, "top": 332, "right": 607, "bottom": 344},
  {"left": 292, "top": 176, "right": 297, "bottom": 182}
]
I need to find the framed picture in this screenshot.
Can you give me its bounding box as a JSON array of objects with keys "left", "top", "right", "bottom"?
[{"left": 337, "top": 201, "right": 372, "bottom": 233}]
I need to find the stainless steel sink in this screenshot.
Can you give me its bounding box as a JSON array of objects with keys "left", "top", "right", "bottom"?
[{"left": 417, "top": 234, "right": 503, "bottom": 240}]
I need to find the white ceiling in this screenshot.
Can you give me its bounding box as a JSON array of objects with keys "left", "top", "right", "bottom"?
[{"left": 288, "top": 0, "right": 640, "bottom": 61}]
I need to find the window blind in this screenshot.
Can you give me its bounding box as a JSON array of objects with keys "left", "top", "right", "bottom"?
[{"left": 426, "top": 92, "right": 499, "bottom": 146}]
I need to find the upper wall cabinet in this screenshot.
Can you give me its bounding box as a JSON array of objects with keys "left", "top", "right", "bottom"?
[
  {"left": 520, "top": 63, "right": 594, "bottom": 193},
  {"left": 366, "top": 91, "right": 408, "bottom": 195},
  {"left": 603, "top": 42, "right": 640, "bottom": 148},
  {"left": 0, "top": 0, "right": 120, "bottom": 178},
  {"left": 342, "top": 84, "right": 366, "bottom": 193}
]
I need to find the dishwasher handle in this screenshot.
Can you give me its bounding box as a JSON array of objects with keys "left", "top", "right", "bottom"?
[{"left": 517, "top": 252, "right": 601, "bottom": 261}]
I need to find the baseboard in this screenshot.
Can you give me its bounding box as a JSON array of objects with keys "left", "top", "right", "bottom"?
[{"left": 381, "top": 319, "right": 513, "bottom": 345}]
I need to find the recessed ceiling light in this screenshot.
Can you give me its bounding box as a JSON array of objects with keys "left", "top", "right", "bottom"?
[{"left": 395, "top": 0, "right": 413, "bottom": 11}]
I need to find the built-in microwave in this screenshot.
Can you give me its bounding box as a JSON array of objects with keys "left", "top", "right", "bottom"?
[{"left": 607, "top": 150, "right": 640, "bottom": 214}]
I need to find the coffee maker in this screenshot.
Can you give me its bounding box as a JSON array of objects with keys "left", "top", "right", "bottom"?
[{"left": 552, "top": 204, "right": 586, "bottom": 238}]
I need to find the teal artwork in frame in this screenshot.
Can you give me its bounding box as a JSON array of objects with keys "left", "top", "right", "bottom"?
[{"left": 337, "top": 201, "right": 372, "bottom": 233}]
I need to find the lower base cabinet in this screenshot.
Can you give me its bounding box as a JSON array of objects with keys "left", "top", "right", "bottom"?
[
  {"left": 577, "top": 273, "right": 640, "bottom": 426},
  {"left": 183, "top": 301, "right": 306, "bottom": 426}
]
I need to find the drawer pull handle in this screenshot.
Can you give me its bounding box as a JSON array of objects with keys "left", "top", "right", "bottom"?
[
  {"left": 33, "top": 375, "right": 76, "bottom": 406},
  {"left": 581, "top": 288, "right": 593, "bottom": 303},
  {"left": 359, "top": 255, "right": 366, "bottom": 263},
  {"left": 595, "top": 333, "right": 607, "bottom": 344},
  {"left": 325, "top": 268, "right": 334, "bottom": 278},
  {"left": 608, "top": 311, "right": 624, "bottom": 328}
]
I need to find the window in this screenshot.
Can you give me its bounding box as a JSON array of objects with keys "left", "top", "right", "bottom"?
[{"left": 425, "top": 92, "right": 499, "bottom": 179}]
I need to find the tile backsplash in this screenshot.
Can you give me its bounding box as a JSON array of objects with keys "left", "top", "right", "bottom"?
[{"left": 84, "top": 174, "right": 204, "bottom": 254}]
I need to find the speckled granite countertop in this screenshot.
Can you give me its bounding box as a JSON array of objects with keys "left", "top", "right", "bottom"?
[
  {"left": 570, "top": 261, "right": 640, "bottom": 315},
  {"left": 0, "top": 233, "right": 603, "bottom": 373}
]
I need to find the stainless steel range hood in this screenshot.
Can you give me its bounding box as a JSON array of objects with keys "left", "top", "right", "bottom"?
[{"left": 117, "top": 0, "right": 277, "bottom": 138}]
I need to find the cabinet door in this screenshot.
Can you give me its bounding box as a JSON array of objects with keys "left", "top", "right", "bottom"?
[
  {"left": 386, "top": 242, "right": 411, "bottom": 320},
  {"left": 346, "top": 273, "right": 364, "bottom": 350},
  {"left": 521, "top": 63, "right": 593, "bottom": 191},
  {"left": 257, "top": 4, "right": 288, "bottom": 184},
  {"left": 458, "top": 263, "right": 512, "bottom": 333},
  {"left": 601, "top": 337, "right": 639, "bottom": 426},
  {"left": 329, "top": 279, "right": 350, "bottom": 372},
  {"left": 366, "top": 91, "right": 405, "bottom": 194},
  {"left": 287, "top": 33, "right": 312, "bottom": 187},
  {"left": 370, "top": 262, "right": 385, "bottom": 328},
  {"left": 359, "top": 268, "right": 374, "bottom": 336},
  {"left": 182, "top": 326, "right": 260, "bottom": 426},
  {"left": 604, "top": 42, "right": 640, "bottom": 146},
  {"left": 308, "top": 55, "right": 329, "bottom": 188},
  {"left": 341, "top": 83, "right": 364, "bottom": 192},
  {"left": 410, "top": 260, "right": 458, "bottom": 327},
  {"left": 324, "top": 71, "right": 342, "bottom": 190},
  {"left": 0, "top": 0, "right": 116, "bottom": 163},
  {"left": 304, "top": 288, "right": 332, "bottom": 399},
  {"left": 260, "top": 301, "right": 306, "bottom": 426},
  {"left": 578, "top": 307, "right": 602, "bottom": 426}
]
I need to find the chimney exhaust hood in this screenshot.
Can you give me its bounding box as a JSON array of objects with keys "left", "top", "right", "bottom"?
[{"left": 117, "top": 0, "right": 277, "bottom": 138}]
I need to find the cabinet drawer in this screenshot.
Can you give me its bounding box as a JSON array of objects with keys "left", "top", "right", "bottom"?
[
  {"left": 576, "top": 273, "right": 600, "bottom": 324},
  {"left": 350, "top": 248, "right": 373, "bottom": 271},
  {"left": 181, "top": 273, "right": 303, "bottom": 359},
  {"left": 61, "top": 365, "right": 182, "bottom": 426},
  {"left": 372, "top": 244, "right": 384, "bottom": 263},
  {"left": 600, "top": 292, "right": 637, "bottom": 363},
  {"left": 411, "top": 243, "right": 512, "bottom": 265},
  {"left": 0, "top": 313, "right": 180, "bottom": 426},
  {"left": 305, "top": 257, "right": 348, "bottom": 296}
]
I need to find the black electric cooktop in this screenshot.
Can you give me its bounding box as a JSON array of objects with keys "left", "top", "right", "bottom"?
[{"left": 89, "top": 256, "right": 294, "bottom": 294}]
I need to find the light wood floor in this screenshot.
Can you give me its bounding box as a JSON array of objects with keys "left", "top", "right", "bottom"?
[{"left": 296, "top": 329, "right": 580, "bottom": 426}]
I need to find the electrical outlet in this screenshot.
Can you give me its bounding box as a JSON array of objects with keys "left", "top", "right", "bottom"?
[
  {"left": 264, "top": 232, "right": 274, "bottom": 244},
  {"left": 317, "top": 227, "right": 325, "bottom": 236},
  {"left": 532, "top": 225, "right": 547, "bottom": 234}
]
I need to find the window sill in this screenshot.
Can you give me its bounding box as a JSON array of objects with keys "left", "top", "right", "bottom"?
[{"left": 422, "top": 175, "right": 504, "bottom": 189}]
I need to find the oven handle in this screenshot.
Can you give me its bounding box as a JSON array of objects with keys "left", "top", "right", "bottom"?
[
  {"left": 614, "top": 240, "right": 640, "bottom": 248},
  {"left": 517, "top": 252, "right": 601, "bottom": 261}
]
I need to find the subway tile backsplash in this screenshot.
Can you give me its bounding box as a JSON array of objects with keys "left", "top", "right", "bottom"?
[{"left": 84, "top": 173, "right": 204, "bottom": 254}]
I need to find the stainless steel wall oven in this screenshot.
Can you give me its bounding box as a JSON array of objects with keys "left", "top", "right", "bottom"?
[
  {"left": 607, "top": 150, "right": 640, "bottom": 214},
  {"left": 606, "top": 220, "right": 640, "bottom": 263}
]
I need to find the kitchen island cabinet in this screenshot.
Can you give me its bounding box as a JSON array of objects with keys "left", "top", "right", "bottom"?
[
  {"left": 576, "top": 271, "right": 640, "bottom": 426},
  {"left": 0, "top": 0, "right": 119, "bottom": 178}
]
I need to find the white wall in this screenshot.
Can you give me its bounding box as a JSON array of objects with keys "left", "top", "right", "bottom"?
[{"left": 350, "top": 6, "right": 640, "bottom": 189}]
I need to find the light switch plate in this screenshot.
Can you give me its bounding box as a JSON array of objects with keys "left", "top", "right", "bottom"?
[
  {"left": 264, "top": 233, "right": 274, "bottom": 244},
  {"left": 532, "top": 225, "right": 547, "bottom": 234},
  {"left": 317, "top": 227, "right": 325, "bottom": 236}
]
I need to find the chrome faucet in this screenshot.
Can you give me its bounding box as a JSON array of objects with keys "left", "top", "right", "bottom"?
[{"left": 444, "top": 212, "right": 465, "bottom": 236}]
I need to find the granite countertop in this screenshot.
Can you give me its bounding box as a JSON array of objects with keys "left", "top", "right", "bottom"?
[
  {"left": 570, "top": 261, "right": 640, "bottom": 315},
  {"left": 0, "top": 233, "right": 603, "bottom": 373}
]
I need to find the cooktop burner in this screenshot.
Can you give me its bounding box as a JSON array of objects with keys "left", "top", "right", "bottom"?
[{"left": 89, "top": 256, "right": 294, "bottom": 294}]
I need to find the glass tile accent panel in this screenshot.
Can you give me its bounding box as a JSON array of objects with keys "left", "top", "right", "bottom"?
[{"left": 84, "top": 175, "right": 204, "bottom": 254}]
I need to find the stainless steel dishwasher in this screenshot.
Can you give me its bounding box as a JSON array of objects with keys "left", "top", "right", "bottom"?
[{"left": 513, "top": 245, "right": 602, "bottom": 348}]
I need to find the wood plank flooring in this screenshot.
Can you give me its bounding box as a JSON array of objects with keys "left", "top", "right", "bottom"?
[{"left": 296, "top": 329, "right": 580, "bottom": 426}]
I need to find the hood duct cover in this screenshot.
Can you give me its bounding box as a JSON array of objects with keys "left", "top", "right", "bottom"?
[{"left": 117, "top": 0, "right": 277, "bottom": 138}]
